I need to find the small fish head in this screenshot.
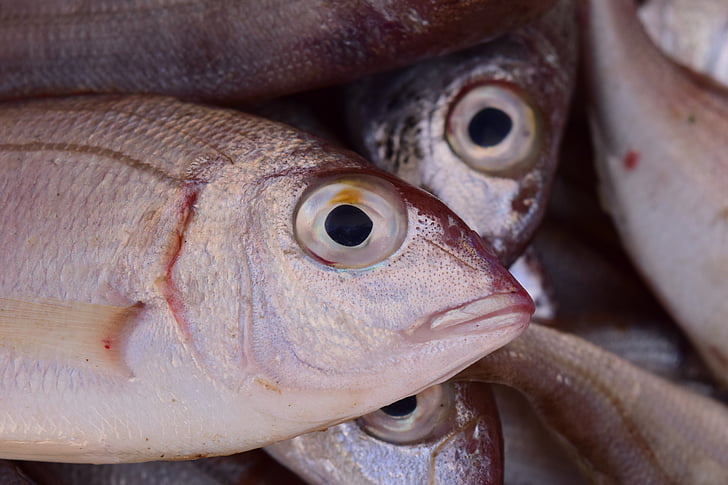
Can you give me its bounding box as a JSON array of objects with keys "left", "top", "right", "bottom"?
[
  {"left": 241, "top": 160, "right": 533, "bottom": 423},
  {"left": 265, "top": 381, "right": 503, "bottom": 484},
  {"left": 346, "top": 0, "right": 577, "bottom": 265}
]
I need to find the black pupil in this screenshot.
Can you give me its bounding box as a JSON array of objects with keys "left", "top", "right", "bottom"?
[
  {"left": 324, "top": 204, "right": 373, "bottom": 247},
  {"left": 468, "top": 107, "right": 513, "bottom": 147},
  {"left": 381, "top": 395, "right": 417, "bottom": 417}
]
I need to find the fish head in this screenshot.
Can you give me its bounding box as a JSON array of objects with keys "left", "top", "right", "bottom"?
[
  {"left": 232, "top": 159, "right": 533, "bottom": 424},
  {"left": 166, "top": 115, "right": 531, "bottom": 445},
  {"left": 265, "top": 381, "right": 503, "bottom": 484},
  {"left": 346, "top": 0, "right": 577, "bottom": 266}
]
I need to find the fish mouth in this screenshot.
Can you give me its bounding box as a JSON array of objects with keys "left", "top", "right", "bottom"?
[{"left": 421, "top": 292, "right": 534, "bottom": 337}]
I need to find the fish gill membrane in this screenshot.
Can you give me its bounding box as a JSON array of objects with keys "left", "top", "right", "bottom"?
[
  {"left": 345, "top": 0, "right": 578, "bottom": 266},
  {"left": 0, "top": 95, "right": 533, "bottom": 463},
  {"left": 0, "top": 0, "right": 557, "bottom": 103},
  {"left": 583, "top": 0, "right": 728, "bottom": 386}
]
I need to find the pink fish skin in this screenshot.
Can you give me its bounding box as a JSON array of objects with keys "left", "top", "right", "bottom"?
[
  {"left": 0, "top": 95, "right": 532, "bottom": 463},
  {"left": 0, "top": 0, "right": 556, "bottom": 102},
  {"left": 583, "top": 0, "right": 728, "bottom": 386}
]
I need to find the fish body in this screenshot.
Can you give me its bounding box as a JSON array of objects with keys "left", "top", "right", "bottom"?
[
  {"left": 460, "top": 324, "right": 728, "bottom": 484},
  {"left": 639, "top": 0, "right": 728, "bottom": 87},
  {"left": 345, "top": 0, "right": 577, "bottom": 265},
  {"left": 265, "top": 381, "right": 503, "bottom": 485},
  {"left": 0, "top": 95, "right": 533, "bottom": 463},
  {"left": 0, "top": 0, "right": 556, "bottom": 102},
  {"left": 583, "top": 0, "right": 728, "bottom": 385}
]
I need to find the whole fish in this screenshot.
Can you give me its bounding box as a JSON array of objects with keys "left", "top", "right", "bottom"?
[
  {"left": 639, "top": 0, "right": 728, "bottom": 87},
  {"left": 345, "top": 0, "right": 577, "bottom": 265},
  {"left": 583, "top": 0, "right": 728, "bottom": 386},
  {"left": 0, "top": 95, "right": 533, "bottom": 463},
  {"left": 459, "top": 324, "right": 728, "bottom": 484},
  {"left": 265, "top": 381, "right": 503, "bottom": 485},
  {"left": 0, "top": 0, "right": 556, "bottom": 103}
]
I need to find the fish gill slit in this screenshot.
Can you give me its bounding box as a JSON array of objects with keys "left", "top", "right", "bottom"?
[{"left": 159, "top": 185, "right": 199, "bottom": 339}]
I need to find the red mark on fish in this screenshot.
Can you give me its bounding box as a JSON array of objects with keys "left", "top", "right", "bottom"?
[
  {"left": 102, "top": 339, "right": 112, "bottom": 350},
  {"left": 623, "top": 150, "right": 639, "bottom": 171}
]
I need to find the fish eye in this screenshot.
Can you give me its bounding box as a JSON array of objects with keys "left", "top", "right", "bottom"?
[
  {"left": 294, "top": 174, "right": 408, "bottom": 269},
  {"left": 357, "top": 384, "right": 452, "bottom": 444},
  {"left": 446, "top": 83, "right": 540, "bottom": 174}
]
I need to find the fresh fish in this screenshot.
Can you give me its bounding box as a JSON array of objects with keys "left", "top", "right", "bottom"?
[
  {"left": 0, "top": 95, "right": 534, "bottom": 463},
  {"left": 639, "top": 0, "right": 728, "bottom": 87},
  {"left": 0, "top": 0, "right": 557, "bottom": 102},
  {"left": 265, "top": 381, "right": 503, "bottom": 485},
  {"left": 459, "top": 324, "right": 728, "bottom": 484},
  {"left": 345, "top": 0, "right": 577, "bottom": 265},
  {"left": 11, "top": 451, "right": 303, "bottom": 485},
  {"left": 583, "top": 0, "right": 728, "bottom": 386}
]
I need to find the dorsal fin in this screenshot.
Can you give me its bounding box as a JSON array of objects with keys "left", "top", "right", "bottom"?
[{"left": 0, "top": 297, "right": 142, "bottom": 376}]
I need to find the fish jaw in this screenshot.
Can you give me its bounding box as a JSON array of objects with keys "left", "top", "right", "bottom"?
[
  {"left": 583, "top": 0, "right": 728, "bottom": 383},
  {"left": 427, "top": 292, "right": 533, "bottom": 333}
]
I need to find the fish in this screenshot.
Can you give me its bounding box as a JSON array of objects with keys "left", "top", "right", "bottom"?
[
  {"left": 639, "top": 0, "right": 728, "bottom": 87},
  {"left": 458, "top": 323, "right": 728, "bottom": 484},
  {"left": 344, "top": 0, "right": 577, "bottom": 265},
  {"left": 0, "top": 0, "right": 557, "bottom": 103},
  {"left": 583, "top": 0, "right": 728, "bottom": 386},
  {"left": 9, "top": 451, "right": 303, "bottom": 484},
  {"left": 265, "top": 381, "right": 503, "bottom": 485},
  {"left": 0, "top": 95, "right": 534, "bottom": 463}
]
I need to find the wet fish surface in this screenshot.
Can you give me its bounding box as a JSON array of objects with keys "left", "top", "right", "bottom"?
[
  {"left": 583, "top": 0, "right": 728, "bottom": 386},
  {"left": 11, "top": 450, "right": 303, "bottom": 485},
  {"left": 640, "top": 0, "right": 728, "bottom": 86},
  {"left": 266, "top": 381, "right": 503, "bottom": 485},
  {"left": 0, "top": 0, "right": 556, "bottom": 102},
  {"left": 345, "top": 0, "right": 577, "bottom": 265},
  {"left": 0, "top": 95, "right": 533, "bottom": 463},
  {"left": 459, "top": 324, "right": 728, "bottom": 484}
]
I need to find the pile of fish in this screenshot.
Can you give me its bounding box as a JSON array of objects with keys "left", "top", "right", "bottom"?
[{"left": 0, "top": 0, "right": 727, "bottom": 483}]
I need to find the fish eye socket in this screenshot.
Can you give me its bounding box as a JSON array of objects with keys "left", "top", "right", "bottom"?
[
  {"left": 294, "top": 174, "right": 408, "bottom": 269},
  {"left": 446, "top": 83, "right": 541, "bottom": 174},
  {"left": 357, "top": 384, "right": 452, "bottom": 445}
]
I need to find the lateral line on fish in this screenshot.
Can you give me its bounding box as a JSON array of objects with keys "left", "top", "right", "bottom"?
[
  {"left": 0, "top": 297, "right": 142, "bottom": 376},
  {"left": 15, "top": 101, "right": 238, "bottom": 169},
  {"left": 0, "top": 142, "right": 181, "bottom": 183}
]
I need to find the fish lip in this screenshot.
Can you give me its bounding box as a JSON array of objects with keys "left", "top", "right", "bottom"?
[{"left": 426, "top": 292, "right": 534, "bottom": 335}]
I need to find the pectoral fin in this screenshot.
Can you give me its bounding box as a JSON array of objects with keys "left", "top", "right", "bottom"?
[{"left": 0, "top": 297, "right": 142, "bottom": 375}]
